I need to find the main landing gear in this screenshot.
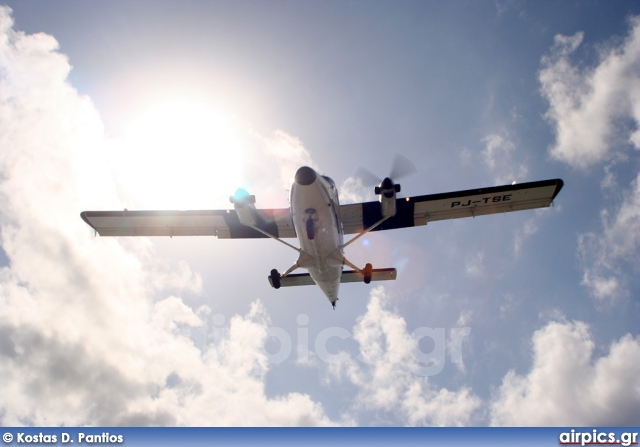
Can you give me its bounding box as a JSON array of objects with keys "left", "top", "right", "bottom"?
[
  {"left": 269, "top": 257, "right": 307, "bottom": 290},
  {"left": 270, "top": 269, "right": 281, "bottom": 289},
  {"left": 363, "top": 263, "right": 373, "bottom": 284}
]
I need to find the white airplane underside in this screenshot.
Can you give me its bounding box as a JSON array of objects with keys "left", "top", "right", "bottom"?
[{"left": 81, "top": 167, "right": 563, "bottom": 309}]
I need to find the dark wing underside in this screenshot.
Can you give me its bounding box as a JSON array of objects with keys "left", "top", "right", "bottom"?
[{"left": 339, "top": 179, "right": 564, "bottom": 234}]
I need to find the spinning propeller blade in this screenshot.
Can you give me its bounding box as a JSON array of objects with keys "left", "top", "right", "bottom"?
[
  {"left": 390, "top": 154, "right": 417, "bottom": 180},
  {"left": 356, "top": 154, "right": 417, "bottom": 186}
]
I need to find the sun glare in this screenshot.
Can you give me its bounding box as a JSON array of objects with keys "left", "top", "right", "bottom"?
[{"left": 114, "top": 101, "right": 244, "bottom": 209}]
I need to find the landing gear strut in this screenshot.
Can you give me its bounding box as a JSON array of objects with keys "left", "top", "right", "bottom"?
[{"left": 342, "top": 257, "right": 375, "bottom": 285}]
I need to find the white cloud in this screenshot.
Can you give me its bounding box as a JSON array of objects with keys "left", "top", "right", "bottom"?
[
  {"left": 481, "top": 131, "right": 529, "bottom": 185},
  {"left": 494, "top": 0, "right": 525, "bottom": 19},
  {"left": 540, "top": 18, "right": 640, "bottom": 169},
  {"left": 465, "top": 251, "right": 484, "bottom": 277},
  {"left": 0, "top": 6, "right": 332, "bottom": 426},
  {"left": 260, "top": 129, "right": 318, "bottom": 190},
  {"left": 237, "top": 128, "right": 320, "bottom": 208},
  {"left": 456, "top": 310, "right": 473, "bottom": 327},
  {"left": 578, "top": 174, "right": 640, "bottom": 303},
  {"left": 490, "top": 321, "right": 640, "bottom": 426},
  {"left": 497, "top": 293, "right": 520, "bottom": 319},
  {"left": 513, "top": 214, "right": 539, "bottom": 257},
  {"left": 540, "top": 19, "right": 640, "bottom": 304},
  {"left": 459, "top": 147, "right": 473, "bottom": 166},
  {"left": 483, "top": 132, "right": 515, "bottom": 171},
  {"left": 327, "top": 287, "right": 482, "bottom": 426},
  {"left": 601, "top": 164, "right": 618, "bottom": 189},
  {"left": 339, "top": 176, "right": 369, "bottom": 204}
]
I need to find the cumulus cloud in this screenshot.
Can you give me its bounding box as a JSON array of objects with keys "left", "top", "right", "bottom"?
[
  {"left": 339, "top": 175, "right": 369, "bottom": 204},
  {"left": 513, "top": 213, "right": 540, "bottom": 258},
  {"left": 327, "top": 287, "right": 482, "bottom": 426},
  {"left": 540, "top": 18, "right": 640, "bottom": 169},
  {"left": 238, "top": 128, "right": 320, "bottom": 207},
  {"left": 490, "top": 321, "right": 640, "bottom": 426},
  {"left": 540, "top": 17, "right": 640, "bottom": 304},
  {"left": 483, "top": 132, "right": 515, "bottom": 171},
  {"left": 477, "top": 131, "right": 529, "bottom": 185},
  {"left": 260, "top": 129, "right": 318, "bottom": 189},
  {"left": 0, "top": 6, "right": 331, "bottom": 426},
  {"left": 465, "top": 251, "right": 485, "bottom": 277},
  {"left": 0, "top": 7, "right": 481, "bottom": 427},
  {"left": 578, "top": 174, "right": 640, "bottom": 303},
  {"left": 494, "top": 0, "right": 525, "bottom": 19}
]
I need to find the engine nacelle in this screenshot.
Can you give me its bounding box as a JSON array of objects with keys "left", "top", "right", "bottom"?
[
  {"left": 229, "top": 188, "right": 257, "bottom": 227},
  {"left": 375, "top": 177, "right": 400, "bottom": 217}
]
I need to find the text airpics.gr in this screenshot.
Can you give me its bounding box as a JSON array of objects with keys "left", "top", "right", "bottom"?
[
  {"left": 559, "top": 429, "right": 638, "bottom": 446},
  {"left": 188, "top": 314, "right": 471, "bottom": 377}
]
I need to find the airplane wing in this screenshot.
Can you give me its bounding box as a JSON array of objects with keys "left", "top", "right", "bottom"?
[
  {"left": 340, "top": 178, "right": 564, "bottom": 234},
  {"left": 80, "top": 208, "right": 296, "bottom": 238}
]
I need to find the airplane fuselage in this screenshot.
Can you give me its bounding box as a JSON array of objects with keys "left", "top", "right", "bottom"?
[{"left": 290, "top": 167, "right": 344, "bottom": 304}]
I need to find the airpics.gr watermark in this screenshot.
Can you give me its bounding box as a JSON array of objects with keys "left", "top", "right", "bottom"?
[
  {"left": 558, "top": 429, "right": 638, "bottom": 446},
  {"left": 184, "top": 314, "right": 471, "bottom": 377}
]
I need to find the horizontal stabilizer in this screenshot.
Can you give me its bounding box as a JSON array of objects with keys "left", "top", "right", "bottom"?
[
  {"left": 268, "top": 268, "right": 397, "bottom": 288},
  {"left": 341, "top": 268, "right": 397, "bottom": 283}
]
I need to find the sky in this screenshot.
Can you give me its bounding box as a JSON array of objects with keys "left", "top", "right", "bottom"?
[{"left": 0, "top": 0, "right": 639, "bottom": 427}]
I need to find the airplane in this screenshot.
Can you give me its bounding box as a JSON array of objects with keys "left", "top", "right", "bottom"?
[{"left": 80, "top": 166, "right": 563, "bottom": 309}]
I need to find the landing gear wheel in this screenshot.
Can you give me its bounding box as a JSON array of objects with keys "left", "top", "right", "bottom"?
[
  {"left": 270, "top": 269, "right": 281, "bottom": 289},
  {"left": 306, "top": 218, "right": 315, "bottom": 240},
  {"left": 363, "top": 263, "right": 373, "bottom": 284}
]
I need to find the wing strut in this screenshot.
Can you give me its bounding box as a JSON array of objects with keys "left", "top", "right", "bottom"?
[
  {"left": 243, "top": 221, "right": 301, "bottom": 252},
  {"left": 340, "top": 215, "right": 390, "bottom": 250}
]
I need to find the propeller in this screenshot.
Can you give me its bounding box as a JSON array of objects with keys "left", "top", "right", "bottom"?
[
  {"left": 355, "top": 154, "right": 417, "bottom": 193},
  {"left": 354, "top": 166, "right": 383, "bottom": 188},
  {"left": 389, "top": 154, "right": 417, "bottom": 180}
]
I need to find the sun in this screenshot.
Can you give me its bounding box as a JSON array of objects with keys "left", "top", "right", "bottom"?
[{"left": 113, "top": 100, "right": 244, "bottom": 209}]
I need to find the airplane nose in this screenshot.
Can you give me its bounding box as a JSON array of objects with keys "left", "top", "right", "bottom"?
[{"left": 295, "top": 166, "right": 316, "bottom": 186}]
